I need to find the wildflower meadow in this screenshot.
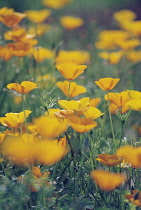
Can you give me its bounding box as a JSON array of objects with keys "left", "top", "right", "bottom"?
[{"left": 1, "top": 0, "right": 141, "bottom": 209}]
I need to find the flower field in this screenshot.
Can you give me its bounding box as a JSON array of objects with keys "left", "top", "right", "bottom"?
[{"left": 1, "top": 0, "right": 141, "bottom": 209}]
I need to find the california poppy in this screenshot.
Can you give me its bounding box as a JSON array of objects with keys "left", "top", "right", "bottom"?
[
  {"left": 96, "top": 153, "right": 123, "bottom": 167},
  {"left": 55, "top": 63, "right": 87, "bottom": 80},
  {"left": 25, "top": 9, "right": 51, "bottom": 23},
  {"left": 90, "top": 170, "right": 127, "bottom": 191},
  {"left": 95, "top": 78, "right": 120, "bottom": 91},
  {"left": 60, "top": 16, "right": 84, "bottom": 30},
  {"left": 7, "top": 81, "right": 37, "bottom": 94}
]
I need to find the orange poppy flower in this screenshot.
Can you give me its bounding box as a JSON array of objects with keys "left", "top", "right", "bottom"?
[
  {"left": 116, "top": 145, "right": 141, "bottom": 168},
  {"left": 104, "top": 91, "right": 131, "bottom": 114},
  {"left": 69, "top": 116, "right": 97, "bottom": 133},
  {"left": 90, "top": 170, "right": 127, "bottom": 191},
  {"left": 55, "top": 63, "right": 87, "bottom": 80},
  {"left": 42, "top": 0, "right": 72, "bottom": 9},
  {"left": 0, "top": 110, "right": 32, "bottom": 128},
  {"left": 56, "top": 81, "right": 86, "bottom": 98},
  {"left": 7, "top": 39, "right": 37, "bottom": 57},
  {"left": 0, "top": 7, "right": 26, "bottom": 27},
  {"left": 95, "top": 78, "right": 120, "bottom": 91},
  {"left": 25, "top": 9, "right": 51, "bottom": 23},
  {"left": 7, "top": 81, "right": 37, "bottom": 94},
  {"left": 125, "top": 190, "right": 141, "bottom": 207},
  {"left": 60, "top": 16, "right": 84, "bottom": 30},
  {"left": 55, "top": 110, "right": 75, "bottom": 119},
  {"left": 96, "top": 153, "right": 123, "bottom": 167},
  {"left": 34, "top": 115, "right": 69, "bottom": 138},
  {"left": 58, "top": 97, "right": 90, "bottom": 117}
]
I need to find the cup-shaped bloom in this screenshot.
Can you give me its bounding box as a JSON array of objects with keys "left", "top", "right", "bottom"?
[
  {"left": 90, "top": 170, "right": 127, "bottom": 191},
  {"left": 7, "top": 81, "right": 37, "bottom": 94},
  {"left": 42, "top": 0, "right": 72, "bottom": 9},
  {"left": 58, "top": 97, "right": 90, "bottom": 116},
  {"left": 126, "top": 99, "right": 141, "bottom": 111},
  {"left": 125, "top": 190, "right": 141, "bottom": 207},
  {"left": 60, "top": 16, "right": 84, "bottom": 30},
  {"left": 95, "top": 78, "right": 120, "bottom": 91},
  {"left": 34, "top": 115, "right": 69, "bottom": 138},
  {"left": 0, "top": 110, "right": 32, "bottom": 128},
  {"left": 0, "top": 7, "right": 26, "bottom": 27},
  {"left": 55, "top": 63, "right": 87, "bottom": 80},
  {"left": 69, "top": 116, "right": 97, "bottom": 133},
  {"left": 56, "top": 81, "right": 86, "bottom": 98},
  {"left": 104, "top": 91, "right": 131, "bottom": 114},
  {"left": 25, "top": 9, "right": 51, "bottom": 23},
  {"left": 31, "top": 47, "right": 54, "bottom": 62},
  {"left": 96, "top": 153, "right": 123, "bottom": 167},
  {"left": 83, "top": 107, "right": 104, "bottom": 119},
  {"left": 55, "top": 50, "right": 90, "bottom": 65},
  {"left": 55, "top": 110, "right": 75, "bottom": 119},
  {"left": 116, "top": 145, "right": 141, "bottom": 168}
]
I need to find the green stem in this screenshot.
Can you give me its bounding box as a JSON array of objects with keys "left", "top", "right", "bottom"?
[
  {"left": 107, "top": 92, "right": 116, "bottom": 151},
  {"left": 67, "top": 81, "right": 71, "bottom": 101},
  {"left": 22, "top": 94, "right": 29, "bottom": 134}
]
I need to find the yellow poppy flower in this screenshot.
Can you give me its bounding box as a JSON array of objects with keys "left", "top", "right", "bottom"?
[
  {"left": 42, "top": 0, "right": 72, "bottom": 9},
  {"left": 55, "top": 110, "right": 75, "bottom": 119},
  {"left": 116, "top": 39, "right": 140, "bottom": 50},
  {"left": 104, "top": 91, "right": 131, "bottom": 114},
  {"left": 58, "top": 97, "right": 90, "bottom": 117},
  {"left": 0, "top": 7, "right": 26, "bottom": 27},
  {"left": 55, "top": 50, "right": 90, "bottom": 65},
  {"left": 31, "top": 47, "right": 55, "bottom": 62},
  {"left": 7, "top": 81, "right": 37, "bottom": 94},
  {"left": 4, "top": 27, "right": 35, "bottom": 42},
  {"left": 95, "top": 78, "right": 120, "bottom": 91},
  {"left": 34, "top": 115, "right": 69, "bottom": 138},
  {"left": 56, "top": 81, "right": 86, "bottom": 98},
  {"left": 60, "top": 16, "right": 84, "bottom": 30},
  {"left": 69, "top": 116, "right": 97, "bottom": 133},
  {"left": 90, "top": 170, "right": 127, "bottom": 191},
  {"left": 45, "top": 109, "right": 61, "bottom": 117},
  {"left": 83, "top": 107, "right": 104, "bottom": 119},
  {"left": 0, "top": 110, "right": 32, "bottom": 128},
  {"left": 55, "top": 63, "right": 87, "bottom": 80},
  {"left": 25, "top": 9, "right": 51, "bottom": 23},
  {"left": 126, "top": 99, "right": 141, "bottom": 111},
  {"left": 122, "top": 21, "right": 141, "bottom": 37},
  {"left": 125, "top": 190, "right": 141, "bottom": 207},
  {"left": 96, "top": 153, "right": 122, "bottom": 167},
  {"left": 0, "top": 134, "right": 70, "bottom": 166},
  {"left": 116, "top": 145, "right": 141, "bottom": 168},
  {"left": 113, "top": 9, "right": 136, "bottom": 23}
]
